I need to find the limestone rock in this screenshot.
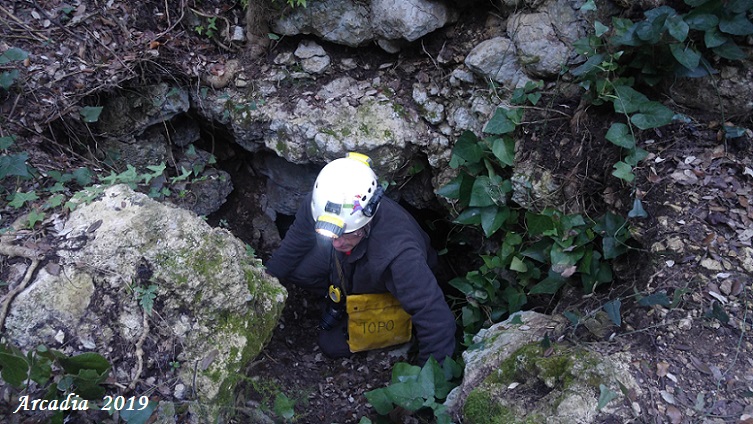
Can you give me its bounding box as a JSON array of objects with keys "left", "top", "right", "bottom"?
[
  {"left": 446, "top": 311, "right": 641, "bottom": 423},
  {"left": 465, "top": 36, "right": 531, "bottom": 89},
  {"left": 5, "top": 185, "right": 287, "bottom": 414}
]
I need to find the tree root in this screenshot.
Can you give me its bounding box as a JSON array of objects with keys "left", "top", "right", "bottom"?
[
  {"left": 127, "top": 309, "right": 150, "bottom": 392},
  {"left": 0, "top": 241, "right": 43, "bottom": 331}
]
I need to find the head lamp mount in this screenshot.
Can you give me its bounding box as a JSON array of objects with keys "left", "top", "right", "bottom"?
[{"left": 315, "top": 214, "right": 345, "bottom": 239}]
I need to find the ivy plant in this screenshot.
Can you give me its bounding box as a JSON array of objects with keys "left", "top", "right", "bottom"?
[
  {"left": 364, "top": 357, "right": 462, "bottom": 423},
  {"left": 438, "top": 106, "right": 635, "bottom": 344},
  {"left": 572, "top": 0, "right": 753, "bottom": 182}
]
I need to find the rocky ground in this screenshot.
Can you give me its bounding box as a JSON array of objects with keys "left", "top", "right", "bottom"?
[{"left": 1, "top": 0, "right": 753, "bottom": 423}]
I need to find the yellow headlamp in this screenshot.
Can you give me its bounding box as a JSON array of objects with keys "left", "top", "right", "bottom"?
[{"left": 315, "top": 214, "right": 345, "bottom": 239}]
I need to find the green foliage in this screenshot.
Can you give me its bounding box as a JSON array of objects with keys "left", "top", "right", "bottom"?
[
  {"left": 0, "top": 47, "right": 29, "bottom": 90},
  {"left": 134, "top": 284, "right": 158, "bottom": 315},
  {"left": 273, "top": 392, "right": 296, "bottom": 420},
  {"left": 0, "top": 343, "right": 159, "bottom": 422},
  {"left": 0, "top": 343, "right": 111, "bottom": 399},
  {"left": 573, "top": 0, "right": 753, "bottom": 182},
  {"left": 1, "top": 129, "right": 216, "bottom": 232},
  {"left": 439, "top": 106, "right": 635, "bottom": 344},
  {"left": 80, "top": 106, "right": 103, "bottom": 123},
  {"left": 364, "top": 357, "right": 462, "bottom": 423}
]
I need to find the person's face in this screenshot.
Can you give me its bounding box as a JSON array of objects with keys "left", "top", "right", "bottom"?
[{"left": 332, "top": 228, "right": 365, "bottom": 252}]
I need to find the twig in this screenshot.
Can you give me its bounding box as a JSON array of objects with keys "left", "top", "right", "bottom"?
[
  {"left": 29, "top": 0, "right": 86, "bottom": 42},
  {"left": 0, "top": 4, "right": 50, "bottom": 43},
  {"left": 127, "top": 309, "right": 150, "bottom": 392}
]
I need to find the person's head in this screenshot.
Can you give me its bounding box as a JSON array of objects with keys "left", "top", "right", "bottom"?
[{"left": 310, "top": 152, "right": 383, "bottom": 248}]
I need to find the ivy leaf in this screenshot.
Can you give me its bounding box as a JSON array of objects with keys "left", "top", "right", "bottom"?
[
  {"left": 364, "top": 388, "right": 394, "bottom": 415},
  {"left": 605, "top": 123, "right": 635, "bottom": 149},
  {"left": 483, "top": 107, "right": 519, "bottom": 135},
  {"left": 27, "top": 209, "right": 45, "bottom": 228},
  {"left": 669, "top": 44, "right": 701, "bottom": 71},
  {"left": 72, "top": 167, "right": 94, "bottom": 186},
  {"left": 8, "top": 191, "right": 38, "bottom": 208},
  {"left": 0, "top": 47, "right": 29, "bottom": 64},
  {"left": 579, "top": 0, "right": 596, "bottom": 11},
  {"left": 0, "top": 152, "right": 32, "bottom": 179},
  {"left": 491, "top": 137, "right": 515, "bottom": 167},
  {"left": 0, "top": 135, "right": 15, "bottom": 150},
  {"left": 713, "top": 42, "right": 747, "bottom": 60},
  {"left": 450, "top": 131, "right": 483, "bottom": 169},
  {"left": 570, "top": 53, "right": 606, "bottom": 77},
  {"left": 480, "top": 206, "right": 508, "bottom": 237},
  {"left": 469, "top": 176, "right": 496, "bottom": 207},
  {"left": 0, "top": 70, "right": 20, "bottom": 90},
  {"left": 719, "top": 13, "right": 753, "bottom": 35},
  {"left": 529, "top": 271, "right": 566, "bottom": 294},
  {"left": 80, "top": 106, "right": 104, "bottom": 123},
  {"left": 624, "top": 147, "right": 648, "bottom": 166},
  {"left": 273, "top": 393, "right": 296, "bottom": 420},
  {"left": 612, "top": 161, "right": 635, "bottom": 182},
  {"left": 631, "top": 101, "right": 674, "bottom": 130},
  {"left": 638, "top": 293, "right": 671, "bottom": 307},
  {"left": 453, "top": 208, "right": 482, "bottom": 225},
  {"left": 704, "top": 28, "right": 728, "bottom": 48},
  {"left": 510, "top": 256, "right": 528, "bottom": 273},
  {"left": 58, "top": 352, "right": 111, "bottom": 375},
  {"left": 613, "top": 85, "right": 649, "bottom": 115},
  {"left": 598, "top": 384, "right": 619, "bottom": 410},
  {"left": 684, "top": 12, "right": 719, "bottom": 31},
  {"left": 120, "top": 400, "right": 159, "bottom": 424},
  {"left": 603, "top": 299, "right": 622, "bottom": 326},
  {"left": 666, "top": 14, "right": 689, "bottom": 41},
  {"left": 628, "top": 197, "right": 648, "bottom": 218},
  {"left": 0, "top": 351, "right": 29, "bottom": 387}
]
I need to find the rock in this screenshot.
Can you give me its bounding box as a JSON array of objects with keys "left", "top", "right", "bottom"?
[
  {"left": 371, "top": 0, "right": 456, "bottom": 43},
  {"left": 465, "top": 36, "right": 531, "bottom": 89},
  {"left": 271, "top": 0, "right": 456, "bottom": 52},
  {"left": 507, "top": 12, "right": 570, "bottom": 78},
  {"left": 5, "top": 185, "right": 287, "bottom": 419},
  {"left": 667, "top": 63, "right": 753, "bottom": 118},
  {"left": 272, "top": 0, "right": 372, "bottom": 47},
  {"left": 446, "top": 311, "right": 641, "bottom": 423},
  {"left": 95, "top": 83, "right": 190, "bottom": 140},
  {"left": 294, "top": 40, "right": 331, "bottom": 74}
]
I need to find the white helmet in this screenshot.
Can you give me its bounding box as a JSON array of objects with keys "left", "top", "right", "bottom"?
[{"left": 311, "top": 152, "right": 384, "bottom": 238}]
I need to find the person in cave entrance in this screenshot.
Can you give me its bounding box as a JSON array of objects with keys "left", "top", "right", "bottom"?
[{"left": 264, "top": 152, "right": 456, "bottom": 365}]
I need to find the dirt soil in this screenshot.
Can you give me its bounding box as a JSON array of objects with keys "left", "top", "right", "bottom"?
[{"left": 1, "top": 1, "right": 753, "bottom": 424}]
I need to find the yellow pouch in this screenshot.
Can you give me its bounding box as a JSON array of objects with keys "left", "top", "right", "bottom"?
[{"left": 346, "top": 292, "right": 412, "bottom": 353}]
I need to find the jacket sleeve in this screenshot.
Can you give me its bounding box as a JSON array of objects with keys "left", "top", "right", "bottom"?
[
  {"left": 265, "top": 193, "right": 316, "bottom": 280},
  {"left": 385, "top": 246, "right": 456, "bottom": 364}
]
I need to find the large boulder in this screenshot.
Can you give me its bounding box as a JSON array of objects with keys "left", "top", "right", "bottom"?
[
  {"left": 4, "top": 185, "right": 287, "bottom": 418},
  {"left": 446, "top": 311, "right": 642, "bottom": 423},
  {"left": 271, "top": 0, "right": 456, "bottom": 51}
]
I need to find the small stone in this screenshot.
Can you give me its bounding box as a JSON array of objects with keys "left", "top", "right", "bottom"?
[
  {"left": 666, "top": 237, "right": 684, "bottom": 252},
  {"left": 174, "top": 383, "right": 186, "bottom": 400},
  {"left": 700, "top": 258, "right": 724, "bottom": 271}
]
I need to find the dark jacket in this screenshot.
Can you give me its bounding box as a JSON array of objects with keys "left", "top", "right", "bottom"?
[{"left": 266, "top": 194, "right": 456, "bottom": 363}]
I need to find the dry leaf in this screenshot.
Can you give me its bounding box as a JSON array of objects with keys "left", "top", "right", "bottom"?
[
  {"left": 689, "top": 355, "right": 713, "bottom": 375},
  {"left": 657, "top": 361, "right": 670, "bottom": 378},
  {"left": 660, "top": 390, "right": 676, "bottom": 404},
  {"left": 666, "top": 405, "right": 683, "bottom": 424}
]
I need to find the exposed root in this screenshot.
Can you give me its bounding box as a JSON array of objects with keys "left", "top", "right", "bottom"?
[
  {"left": 0, "top": 254, "right": 41, "bottom": 332},
  {"left": 127, "top": 309, "right": 150, "bottom": 392}
]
